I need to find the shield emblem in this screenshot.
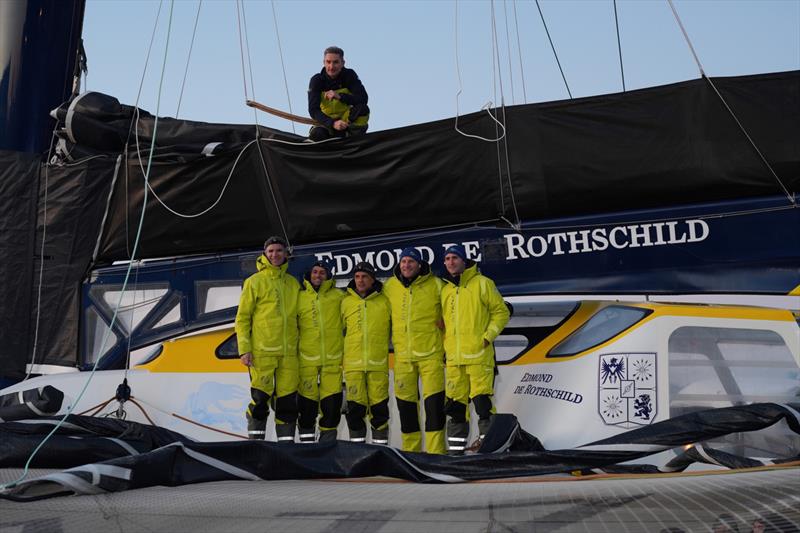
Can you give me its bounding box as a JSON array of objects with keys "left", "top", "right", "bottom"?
[{"left": 598, "top": 353, "right": 657, "bottom": 426}]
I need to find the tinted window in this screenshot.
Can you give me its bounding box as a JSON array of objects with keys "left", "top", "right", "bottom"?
[{"left": 548, "top": 306, "right": 651, "bottom": 357}]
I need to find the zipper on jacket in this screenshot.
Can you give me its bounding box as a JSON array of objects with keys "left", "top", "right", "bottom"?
[
  {"left": 362, "top": 301, "right": 368, "bottom": 368},
  {"left": 455, "top": 287, "right": 461, "bottom": 359},
  {"left": 280, "top": 278, "right": 287, "bottom": 355},
  {"left": 406, "top": 288, "right": 413, "bottom": 358},
  {"left": 317, "top": 292, "right": 326, "bottom": 364}
]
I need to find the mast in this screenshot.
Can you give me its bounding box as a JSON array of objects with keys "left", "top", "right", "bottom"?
[{"left": 0, "top": 0, "right": 86, "bottom": 153}]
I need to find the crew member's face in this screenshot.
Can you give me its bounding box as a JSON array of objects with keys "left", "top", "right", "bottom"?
[
  {"left": 265, "top": 244, "right": 287, "bottom": 266},
  {"left": 444, "top": 253, "right": 466, "bottom": 276},
  {"left": 354, "top": 272, "right": 374, "bottom": 295},
  {"left": 324, "top": 53, "right": 344, "bottom": 78},
  {"left": 310, "top": 266, "right": 328, "bottom": 288},
  {"left": 399, "top": 257, "right": 421, "bottom": 279}
]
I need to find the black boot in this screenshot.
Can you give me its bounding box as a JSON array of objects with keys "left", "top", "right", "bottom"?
[
  {"left": 447, "top": 420, "right": 469, "bottom": 455},
  {"left": 276, "top": 423, "right": 296, "bottom": 443},
  {"left": 318, "top": 429, "right": 338, "bottom": 443},
  {"left": 247, "top": 414, "right": 267, "bottom": 440},
  {"left": 298, "top": 426, "right": 316, "bottom": 444},
  {"left": 371, "top": 427, "right": 389, "bottom": 445}
]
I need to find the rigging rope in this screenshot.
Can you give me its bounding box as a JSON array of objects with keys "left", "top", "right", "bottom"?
[
  {"left": 453, "top": 0, "right": 506, "bottom": 143},
  {"left": 490, "top": 1, "right": 506, "bottom": 216},
  {"left": 512, "top": 0, "right": 528, "bottom": 104},
  {"left": 502, "top": 0, "right": 516, "bottom": 105},
  {"left": 613, "top": 0, "right": 626, "bottom": 92},
  {"left": 239, "top": 0, "right": 260, "bottom": 127},
  {"left": 271, "top": 0, "right": 296, "bottom": 134},
  {"left": 234, "top": 1, "right": 251, "bottom": 111},
  {"left": 667, "top": 0, "right": 795, "bottom": 206},
  {"left": 0, "top": 0, "right": 177, "bottom": 493},
  {"left": 25, "top": 129, "right": 57, "bottom": 381},
  {"left": 535, "top": 0, "right": 572, "bottom": 99},
  {"left": 175, "top": 0, "right": 202, "bottom": 119}
]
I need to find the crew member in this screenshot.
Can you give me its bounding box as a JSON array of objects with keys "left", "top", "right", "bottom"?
[
  {"left": 235, "top": 236, "right": 300, "bottom": 442},
  {"left": 340, "top": 262, "right": 390, "bottom": 444},
  {"left": 383, "top": 247, "right": 446, "bottom": 454},
  {"left": 440, "top": 244, "right": 510, "bottom": 453},
  {"left": 297, "top": 260, "right": 346, "bottom": 443},
  {"left": 307, "top": 46, "right": 369, "bottom": 141}
]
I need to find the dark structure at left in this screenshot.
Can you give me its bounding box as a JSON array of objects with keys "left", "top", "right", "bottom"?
[{"left": 0, "top": 0, "right": 86, "bottom": 385}]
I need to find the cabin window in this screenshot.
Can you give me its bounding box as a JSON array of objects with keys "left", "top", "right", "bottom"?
[
  {"left": 547, "top": 306, "right": 651, "bottom": 358},
  {"left": 196, "top": 281, "right": 242, "bottom": 316},
  {"left": 495, "top": 301, "right": 579, "bottom": 363},
  {"left": 83, "top": 307, "right": 120, "bottom": 364},
  {"left": 669, "top": 326, "right": 800, "bottom": 458},
  {"left": 215, "top": 333, "right": 239, "bottom": 359}
]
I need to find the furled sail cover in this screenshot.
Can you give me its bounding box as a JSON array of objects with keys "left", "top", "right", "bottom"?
[
  {"left": 51, "top": 71, "right": 799, "bottom": 263},
  {"left": 1, "top": 404, "right": 799, "bottom": 501}
]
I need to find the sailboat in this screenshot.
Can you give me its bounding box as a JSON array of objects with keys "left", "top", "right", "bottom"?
[{"left": 0, "top": 2, "right": 799, "bottom": 528}]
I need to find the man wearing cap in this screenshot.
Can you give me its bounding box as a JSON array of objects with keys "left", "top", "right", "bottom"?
[
  {"left": 440, "top": 244, "right": 510, "bottom": 453},
  {"left": 383, "top": 247, "right": 446, "bottom": 454},
  {"left": 296, "top": 259, "right": 346, "bottom": 443},
  {"left": 235, "top": 236, "right": 301, "bottom": 442},
  {"left": 340, "top": 262, "right": 391, "bottom": 444}
]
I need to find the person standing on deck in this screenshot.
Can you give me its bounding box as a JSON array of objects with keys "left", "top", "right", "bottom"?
[
  {"left": 340, "top": 262, "right": 391, "bottom": 444},
  {"left": 307, "top": 46, "right": 369, "bottom": 141},
  {"left": 235, "top": 236, "right": 300, "bottom": 442},
  {"left": 440, "top": 244, "right": 510, "bottom": 454},
  {"left": 296, "top": 260, "right": 346, "bottom": 443},
  {"left": 383, "top": 247, "right": 446, "bottom": 454}
]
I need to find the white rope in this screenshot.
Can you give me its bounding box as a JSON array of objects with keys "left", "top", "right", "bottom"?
[
  {"left": 175, "top": 0, "right": 203, "bottom": 119},
  {"left": 271, "top": 0, "right": 296, "bottom": 134},
  {"left": 453, "top": 0, "right": 506, "bottom": 143},
  {"left": 133, "top": 132, "right": 256, "bottom": 218},
  {"left": 512, "top": 0, "right": 527, "bottom": 104},
  {"left": 666, "top": 0, "right": 795, "bottom": 206}
]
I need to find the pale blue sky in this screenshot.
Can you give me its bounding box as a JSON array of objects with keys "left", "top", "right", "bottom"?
[{"left": 82, "top": 0, "right": 800, "bottom": 133}]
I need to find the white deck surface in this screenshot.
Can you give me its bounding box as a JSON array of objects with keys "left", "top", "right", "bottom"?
[{"left": 2, "top": 465, "right": 799, "bottom": 532}]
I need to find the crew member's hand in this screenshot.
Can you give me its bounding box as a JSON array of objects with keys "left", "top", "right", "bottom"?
[
  {"left": 240, "top": 352, "right": 253, "bottom": 367},
  {"left": 333, "top": 120, "right": 349, "bottom": 131},
  {"left": 324, "top": 90, "right": 340, "bottom": 100}
]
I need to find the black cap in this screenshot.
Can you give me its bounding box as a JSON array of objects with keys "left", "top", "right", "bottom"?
[
  {"left": 263, "top": 235, "right": 288, "bottom": 249},
  {"left": 353, "top": 261, "right": 376, "bottom": 280}
]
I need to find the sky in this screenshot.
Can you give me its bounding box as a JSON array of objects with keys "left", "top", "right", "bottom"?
[{"left": 81, "top": 0, "right": 800, "bottom": 134}]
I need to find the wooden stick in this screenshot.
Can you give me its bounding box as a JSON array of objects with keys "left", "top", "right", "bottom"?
[{"left": 246, "top": 99, "right": 317, "bottom": 126}]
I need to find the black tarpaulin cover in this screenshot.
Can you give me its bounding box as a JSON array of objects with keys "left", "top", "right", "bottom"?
[
  {"left": 0, "top": 151, "right": 40, "bottom": 381},
  {"left": 1, "top": 404, "right": 798, "bottom": 501},
  {"left": 50, "top": 71, "right": 799, "bottom": 263}
]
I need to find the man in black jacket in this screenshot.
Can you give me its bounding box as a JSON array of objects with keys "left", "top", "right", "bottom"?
[{"left": 307, "top": 46, "right": 369, "bottom": 141}]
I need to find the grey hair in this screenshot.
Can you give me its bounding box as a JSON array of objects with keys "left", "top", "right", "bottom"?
[{"left": 324, "top": 46, "right": 344, "bottom": 58}]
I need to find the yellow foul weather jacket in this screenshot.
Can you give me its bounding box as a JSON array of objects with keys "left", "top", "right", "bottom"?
[
  {"left": 441, "top": 263, "right": 510, "bottom": 367},
  {"left": 235, "top": 255, "right": 300, "bottom": 357},
  {"left": 383, "top": 265, "right": 444, "bottom": 363},
  {"left": 297, "top": 278, "right": 345, "bottom": 368},
  {"left": 340, "top": 282, "right": 390, "bottom": 372}
]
